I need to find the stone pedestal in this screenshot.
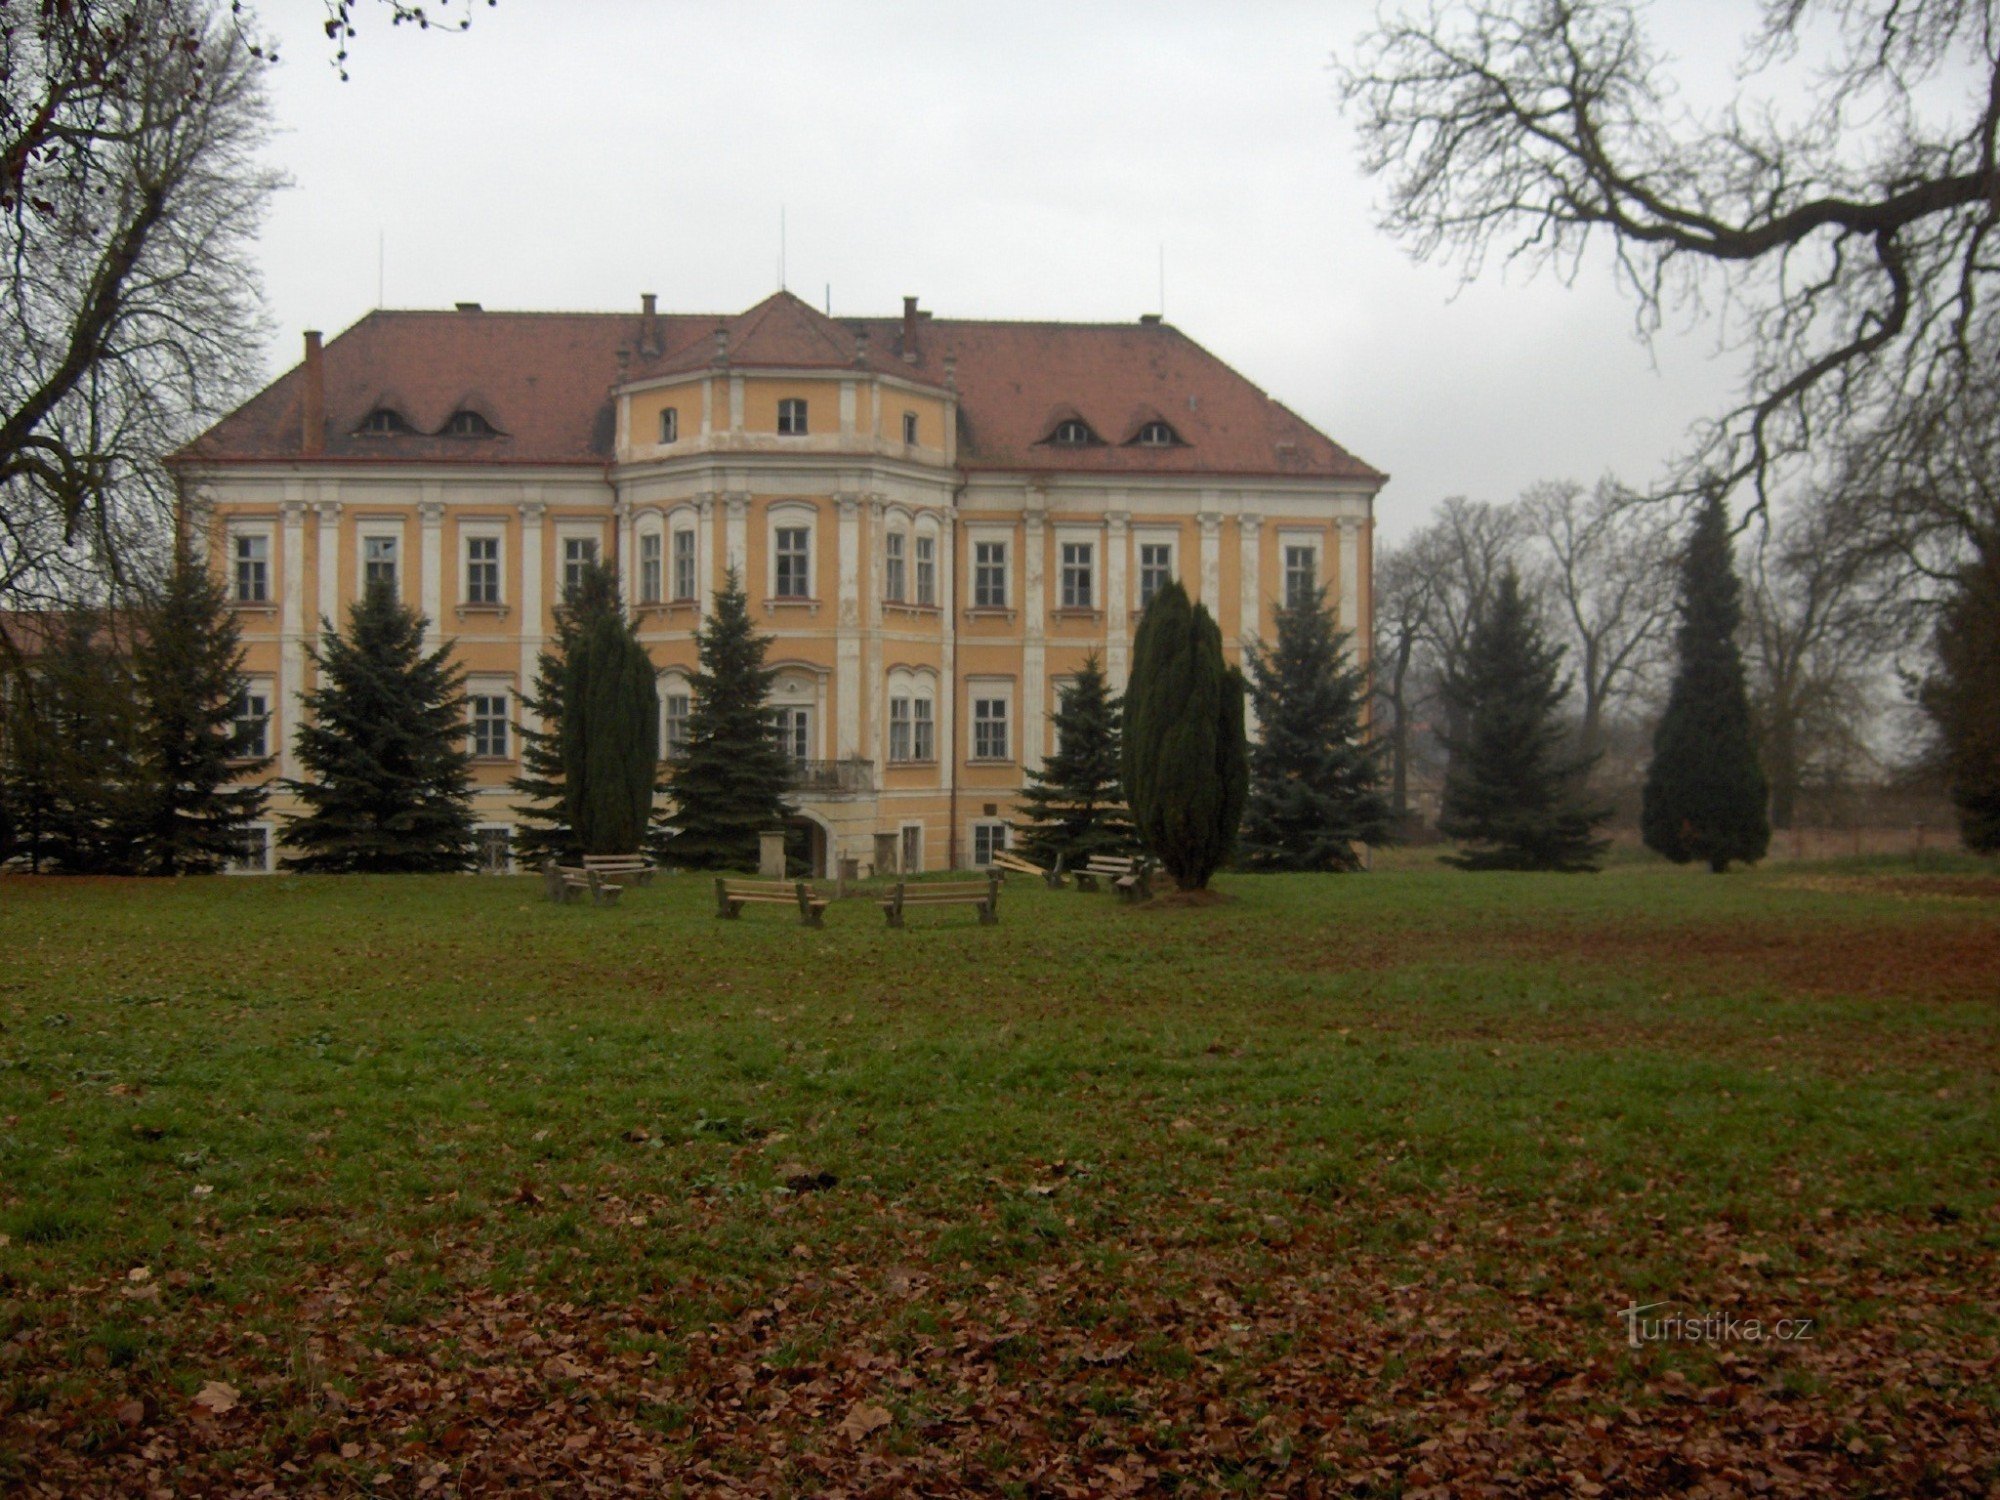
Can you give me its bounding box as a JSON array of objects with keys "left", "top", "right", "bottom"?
[
  {"left": 873, "top": 831, "right": 899, "bottom": 877},
  {"left": 759, "top": 829, "right": 787, "bottom": 879}
]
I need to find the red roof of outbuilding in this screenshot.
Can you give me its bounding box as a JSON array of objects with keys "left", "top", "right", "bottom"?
[{"left": 179, "top": 292, "right": 1383, "bottom": 483}]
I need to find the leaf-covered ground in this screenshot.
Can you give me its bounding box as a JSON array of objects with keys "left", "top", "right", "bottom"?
[{"left": 1, "top": 861, "right": 1995, "bottom": 1496}]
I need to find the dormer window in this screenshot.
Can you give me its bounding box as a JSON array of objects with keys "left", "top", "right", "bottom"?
[
  {"left": 1050, "top": 419, "right": 1095, "bottom": 446},
  {"left": 777, "top": 398, "right": 808, "bottom": 435},
  {"left": 1133, "top": 420, "right": 1180, "bottom": 447},
  {"left": 444, "top": 410, "right": 494, "bottom": 437},
  {"left": 360, "top": 408, "right": 411, "bottom": 435}
]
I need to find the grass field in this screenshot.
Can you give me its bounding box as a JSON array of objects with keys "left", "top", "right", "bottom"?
[{"left": 1, "top": 860, "right": 1995, "bottom": 1497}]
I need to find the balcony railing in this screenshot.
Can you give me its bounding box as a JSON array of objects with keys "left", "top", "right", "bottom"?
[{"left": 785, "top": 757, "right": 874, "bottom": 795}]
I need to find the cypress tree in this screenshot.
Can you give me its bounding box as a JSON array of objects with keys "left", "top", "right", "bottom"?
[
  {"left": 1643, "top": 493, "right": 1771, "bottom": 871},
  {"left": 512, "top": 562, "right": 621, "bottom": 864},
  {"left": 1240, "top": 585, "right": 1395, "bottom": 871},
  {"left": 1438, "top": 568, "right": 1608, "bottom": 872},
  {"left": 1014, "top": 653, "right": 1133, "bottom": 869},
  {"left": 1921, "top": 532, "right": 2000, "bottom": 853},
  {"left": 562, "top": 608, "right": 660, "bottom": 856},
  {"left": 131, "top": 540, "right": 270, "bottom": 874},
  {"left": 281, "top": 583, "right": 477, "bottom": 872},
  {"left": 661, "top": 570, "right": 793, "bottom": 870},
  {"left": 1122, "top": 581, "right": 1249, "bottom": 891}
]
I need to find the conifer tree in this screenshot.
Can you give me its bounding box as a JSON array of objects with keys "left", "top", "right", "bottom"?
[
  {"left": 562, "top": 608, "right": 659, "bottom": 856},
  {"left": 131, "top": 541, "right": 269, "bottom": 874},
  {"left": 1643, "top": 493, "right": 1772, "bottom": 871},
  {"left": 1921, "top": 533, "right": 2000, "bottom": 853},
  {"left": 30, "top": 613, "right": 149, "bottom": 874},
  {"left": 511, "top": 563, "right": 621, "bottom": 864},
  {"left": 281, "top": 583, "right": 476, "bottom": 872},
  {"left": 1014, "top": 653, "right": 1133, "bottom": 869},
  {"left": 1240, "top": 586, "right": 1394, "bottom": 871},
  {"left": 1122, "top": 581, "right": 1248, "bottom": 891},
  {"left": 661, "top": 570, "right": 792, "bottom": 870},
  {"left": 1438, "top": 568, "right": 1608, "bottom": 871},
  {"left": 0, "top": 650, "right": 57, "bottom": 871}
]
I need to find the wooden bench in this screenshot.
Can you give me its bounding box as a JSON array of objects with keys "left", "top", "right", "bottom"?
[
  {"left": 583, "top": 853, "right": 653, "bottom": 887},
  {"left": 543, "top": 859, "right": 624, "bottom": 907},
  {"left": 1074, "top": 855, "right": 1153, "bottom": 902},
  {"left": 714, "top": 877, "right": 828, "bottom": 928},
  {"left": 992, "top": 850, "right": 1065, "bottom": 889},
  {"left": 880, "top": 872, "right": 1001, "bottom": 928}
]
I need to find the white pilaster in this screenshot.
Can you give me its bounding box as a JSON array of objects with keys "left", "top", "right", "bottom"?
[
  {"left": 697, "top": 493, "right": 717, "bottom": 614},
  {"left": 1338, "top": 517, "right": 1361, "bottom": 633},
  {"left": 835, "top": 493, "right": 862, "bottom": 759},
  {"left": 1022, "top": 492, "right": 1047, "bottom": 772},
  {"left": 1105, "top": 508, "right": 1130, "bottom": 687},
  {"left": 418, "top": 492, "right": 444, "bottom": 647},
  {"left": 938, "top": 509, "right": 957, "bottom": 799},
  {"left": 725, "top": 494, "right": 748, "bottom": 578},
  {"left": 1238, "top": 513, "right": 1263, "bottom": 648},
  {"left": 313, "top": 495, "right": 341, "bottom": 638},
  {"left": 518, "top": 498, "right": 546, "bottom": 725},
  {"left": 839, "top": 380, "right": 856, "bottom": 439},
  {"left": 1198, "top": 511, "right": 1222, "bottom": 611},
  {"left": 863, "top": 494, "right": 886, "bottom": 787},
  {"left": 615, "top": 498, "right": 634, "bottom": 612},
  {"left": 728, "top": 375, "right": 744, "bottom": 434},
  {"left": 279, "top": 496, "right": 307, "bottom": 782}
]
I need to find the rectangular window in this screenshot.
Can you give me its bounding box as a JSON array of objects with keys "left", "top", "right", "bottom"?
[
  {"left": 662, "top": 692, "right": 690, "bottom": 758},
  {"left": 475, "top": 826, "right": 513, "bottom": 874},
  {"left": 973, "top": 697, "right": 1008, "bottom": 760},
  {"left": 884, "top": 532, "right": 906, "bottom": 602},
  {"left": 1060, "top": 541, "right": 1094, "bottom": 609},
  {"left": 232, "top": 689, "right": 269, "bottom": 759},
  {"left": 466, "top": 535, "right": 501, "bottom": 605},
  {"left": 672, "top": 529, "right": 697, "bottom": 601},
  {"left": 228, "top": 826, "right": 272, "bottom": 874},
  {"left": 775, "top": 527, "right": 810, "bottom": 598},
  {"left": 972, "top": 821, "right": 1008, "bottom": 868},
  {"left": 563, "top": 537, "right": 599, "bottom": 597},
  {"left": 889, "top": 696, "right": 912, "bottom": 762},
  {"left": 363, "top": 535, "right": 399, "bottom": 593},
  {"left": 1139, "top": 542, "right": 1173, "bottom": 608},
  {"left": 639, "top": 532, "right": 663, "bottom": 603},
  {"left": 915, "top": 535, "right": 936, "bottom": 605},
  {"left": 659, "top": 407, "right": 679, "bottom": 444},
  {"left": 973, "top": 541, "right": 1007, "bottom": 609},
  {"left": 912, "top": 697, "right": 934, "bottom": 761},
  {"left": 233, "top": 534, "right": 269, "bottom": 603},
  {"left": 902, "top": 410, "right": 918, "bottom": 444},
  {"left": 777, "top": 398, "right": 808, "bottom": 435},
  {"left": 1284, "top": 544, "right": 1317, "bottom": 609},
  {"left": 470, "top": 694, "right": 509, "bottom": 758},
  {"left": 773, "top": 705, "right": 810, "bottom": 762}
]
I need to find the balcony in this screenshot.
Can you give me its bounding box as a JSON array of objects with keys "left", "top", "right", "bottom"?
[{"left": 785, "top": 757, "right": 874, "bottom": 796}]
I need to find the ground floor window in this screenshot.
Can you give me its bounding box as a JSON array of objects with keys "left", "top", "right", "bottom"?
[
  {"left": 227, "top": 824, "right": 272, "bottom": 874},
  {"left": 475, "top": 825, "right": 514, "bottom": 874},
  {"left": 971, "top": 820, "right": 1008, "bottom": 868}
]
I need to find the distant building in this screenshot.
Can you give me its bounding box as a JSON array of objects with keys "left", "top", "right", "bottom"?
[{"left": 173, "top": 291, "right": 1385, "bottom": 874}]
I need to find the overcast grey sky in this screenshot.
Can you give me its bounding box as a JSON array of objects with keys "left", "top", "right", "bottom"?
[{"left": 249, "top": 1, "right": 1745, "bottom": 540}]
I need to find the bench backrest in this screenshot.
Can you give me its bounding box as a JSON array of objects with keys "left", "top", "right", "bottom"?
[{"left": 720, "top": 879, "right": 805, "bottom": 897}]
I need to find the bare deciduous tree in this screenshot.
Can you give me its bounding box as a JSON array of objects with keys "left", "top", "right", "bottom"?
[
  {"left": 1371, "top": 538, "right": 1438, "bottom": 820},
  {"left": 1521, "top": 477, "right": 1677, "bottom": 758},
  {"left": 1, "top": 0, "right": 277, "bottom": 608},
  {"left": 1338, "top": 0, "right": 2000, "bottom": 510}
]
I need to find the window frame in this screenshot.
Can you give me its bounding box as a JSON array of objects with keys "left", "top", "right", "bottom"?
[
  {"left": 225, "top": 823, "right": 274, "bottom": 875},
  {"left": 659, "top": 673, "right": 692, "bottom": 760},
  {"left": 884, "top": 530, "right": 907, "bottom": 603},
  {"left": 914, "top": 533, "right": 937, "bottom": 605},
  {"left": 972, "top": 538, "right": 1009, "bottom": 610},
  {"left": 359, "top": 527, "right": 403, "bottom": 599},
  {"left": 902, "top": 410, "right": 919, "bottom": 445},
  {"left": 776, "top": 397, "right": 809, "bottom": 436},
  {"left": 560, "top": 533, "right": 602, "bottom": 600},
  {"left": 1059, "top": 540, "right": 1095, "bottom": 610},
  {"left": 474, "top": 824, "right": 515, "bottom": 874},
  {"left": 671, "top": 523, "right": 698, "bottom": 602},
  {"left": 970, "top": 820, "right": 1009, "bottom": 869},
  {"left": 659, "top": 406, "right": 679, "bottom": 444},
  {"left": 463, "top": 529, "right": 504, "bottom": 607},
  {"left": 638, "top": 528, "right": 664, "bottom": 604},
  {"left": 232, "top": 683, "right": 271, "bottom": 760},
  {"left": 230, "top": 530, "right": 271, "bottom": 605},
  {"left": 469, "top": 691, "right": 510, "bottom": 759},
  {"left": 969, "top": 682, "right": 1012, "bottom": 763},
  {"left": 1280, "top": 535, "right": 1322, "bottom": 610}
]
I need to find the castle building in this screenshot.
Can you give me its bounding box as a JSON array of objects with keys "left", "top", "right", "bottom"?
[{"left": 176, "top": 291, "right": 1385, "bottom": 873}]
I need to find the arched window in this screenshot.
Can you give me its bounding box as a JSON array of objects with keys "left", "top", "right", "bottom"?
[
  {"left": 1049, "top": 418, "right": 1095, "bottom": 446},
  {"left": 886, "top": 667, "right": 938, "bottom": 763},
  {"left": 1133, "top": 420, "right": 1180, "bottom": 447},
  {"left": 359, "top": 408, "right": 411, "bottom": 435},
  {"left": 444, "top": 410, "right": 495, "bottom": 437}
]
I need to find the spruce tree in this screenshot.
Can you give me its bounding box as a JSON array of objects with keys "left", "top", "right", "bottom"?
[
  {"left": 281, "top": 583, "right": 477, "bottom": 872},
  {"left": 0, "top": 645, "right": 63, "bottom": 872},
  {"left": 562, "top": 608, "right": 660, "bottom": 856},
  {"left": 661, "top": 570, "right": 793, "bottom": 870},
  {"left": 1014, "top": 653, "right": 1133, "bottom": 869},
  {"left": 1643, "top": 493, "right": 1771, "bottom": 871},
  {"left": 1122, "top": 581, "right": 1249, "bottom": 891},
  {"left": 1921, "top": 533, "right": 2000, "bottom": 853},
  {"left": 512, "top": 563, "right": 621, "bottom": 864},
  {"left": 1240, "top": 586, "right": 1395, "bottom": 872},
  {"left": 32, "top": 613, "right": 149, "bottom": 874},
  {"left": 131, "top": 541, "right": 269, "bottom": 874},
  {"left": 1438, "top": 568, "right": 1608, "bottom": 872}
]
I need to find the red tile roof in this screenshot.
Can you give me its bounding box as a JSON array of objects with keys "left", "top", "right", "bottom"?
[{"left": 179, "top": 292, "right": 1382, "bottom": 483}]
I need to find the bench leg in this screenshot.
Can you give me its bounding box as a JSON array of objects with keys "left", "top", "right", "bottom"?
[
  {"left": 542, "top": 859, "right": 563, "bottom": 903},
  {"left": 979, "top": 901, "right": 997, "bottom": 926}
]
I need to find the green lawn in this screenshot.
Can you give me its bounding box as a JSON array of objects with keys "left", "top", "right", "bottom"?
[{"left": 2, "top": 862, "right": 1995, "bottom": 1496}]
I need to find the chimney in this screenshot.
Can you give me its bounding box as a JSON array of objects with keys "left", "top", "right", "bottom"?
[
  {"left": 301, "top": 331, "right": 325, "bottom": 456},
  {"left": 712, "top": 324, "right": 730, "bottom": 366},
  {"left": 640, "top": 293, "right": 660, "bottom": 355},
  {"left": 944, "top": 353, "right": 957, "bottom": 392},
  {"left": 901, "top": 296, "right": 919, "bottom": 362},
  {"left": 641, "top": 293, "right": 656, "bottom": 317},
  {"left": 853, "top": 328, "right": 870, "bottom": 368}
]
